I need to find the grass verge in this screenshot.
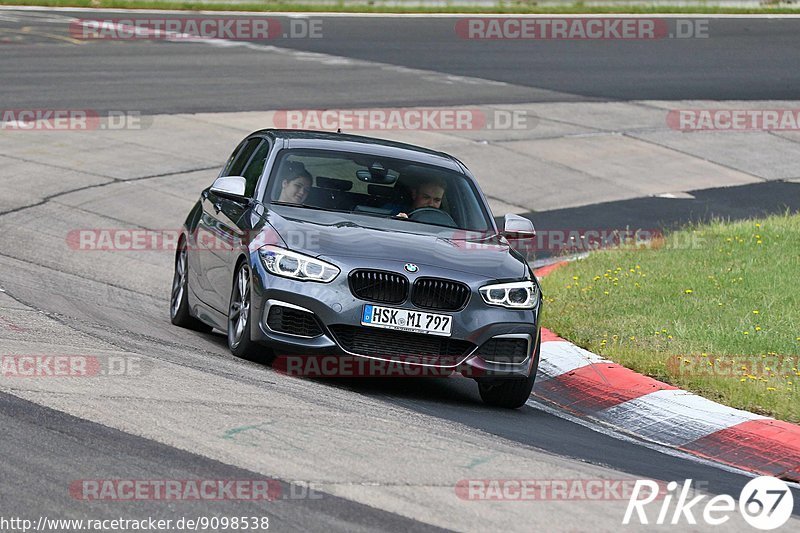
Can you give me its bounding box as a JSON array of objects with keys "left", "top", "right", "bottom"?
[
  {"left": 540, "top": 212, "right": 800, "bottom": 423},
  {"left": 4, "top": 0, "right": 800, "bottom": 14}
]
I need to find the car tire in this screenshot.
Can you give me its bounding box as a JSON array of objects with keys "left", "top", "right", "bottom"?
[
  {"left": 170, "top": 242, "right": 212, "bottom": 333},
  {"left": 477, "top": 335, "right": 541, "bottom": 409},
  {"left": 228, "top": 261, "right": 259, "bottom": 359}
]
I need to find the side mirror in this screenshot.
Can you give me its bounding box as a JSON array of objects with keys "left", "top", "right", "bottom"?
[
  {"left": 210, "top": 176, "right": 247, "bottom": 199},
  {"left": 503, "top": 213, "right": 535, "bottom": 237}
]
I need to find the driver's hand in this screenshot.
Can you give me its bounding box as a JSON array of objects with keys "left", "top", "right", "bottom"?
[{"left": 395, "top": 213, "right": 408, "bottom": 219}]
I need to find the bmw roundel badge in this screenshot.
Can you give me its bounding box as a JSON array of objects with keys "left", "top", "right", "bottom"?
[{"left": 404, "top": 263, "right": 418, "bottom": 273}]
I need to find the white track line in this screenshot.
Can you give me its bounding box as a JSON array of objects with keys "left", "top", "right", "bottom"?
[
  {"left": 526, "top": 396, "right": 794, "bottom": 483},
  {"left": 537, "top": 340, "right": 611, "bottom": 382},
  {"left": 595, "top": 389, "right": 768, "bottom": 447}
]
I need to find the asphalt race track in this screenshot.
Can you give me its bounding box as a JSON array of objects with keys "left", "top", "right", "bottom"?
[
  {"left": 1, "top": 7, "right": 799, "bottom": 532},
  {"left": 2, "top": 11, "right": 800, "bottom": 113}
]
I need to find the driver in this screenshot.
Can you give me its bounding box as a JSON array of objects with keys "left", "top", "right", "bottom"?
[{"left": 393, "top": 177, "right": 446, "bottom": 219}]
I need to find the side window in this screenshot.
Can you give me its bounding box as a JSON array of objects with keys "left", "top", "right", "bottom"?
[
  {"left": 220, "top": 140, "right": 247, "bottom": 178},
  {"left": 241, "top": 141, "right": 271, "bottom": 197},
  {"left": 227, "top": 138, "right": 261, "bottom": 177}
]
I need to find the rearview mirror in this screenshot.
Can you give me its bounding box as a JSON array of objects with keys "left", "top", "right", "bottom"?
[
  {"left": 210, "top": 176, "right": 247, "bottom": 198},
  {"left": 503, "top": 213, "right": 535, "bottom": 237},
  {"left": 356, "top": 162, "right": 399, "bottom": 185}
]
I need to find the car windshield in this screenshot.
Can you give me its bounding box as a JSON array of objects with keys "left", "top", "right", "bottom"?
[{"left": 264, "top": 148, "right": 493, "bottom": 232}]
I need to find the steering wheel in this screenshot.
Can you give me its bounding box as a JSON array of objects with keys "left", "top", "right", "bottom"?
[{"left": 407, "top": 207, "right": 457, "bottom": 227}]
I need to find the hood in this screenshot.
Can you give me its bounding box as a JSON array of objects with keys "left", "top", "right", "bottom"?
[{"left": 261, "top": 206, "right": 527, "bottom": 280}]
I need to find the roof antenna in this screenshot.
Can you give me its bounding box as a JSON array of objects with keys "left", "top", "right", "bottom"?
[{"left": 337, "top": 128, "right": 342, "bottom": 133}]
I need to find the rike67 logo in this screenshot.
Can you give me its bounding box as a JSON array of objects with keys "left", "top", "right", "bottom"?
[{"left": 624, "top": 477, "right": 794, "bottom": 529}]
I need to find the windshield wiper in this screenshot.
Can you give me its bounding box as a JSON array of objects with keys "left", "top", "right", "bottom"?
[
  {"left": 272, "top": 202, "right": 402, "bottom": 219},
  {"left": 270, "top": 202, "right": 350, "bottom": 214},
  {"left": 270, "top": 202, "right": 489, "bottom": 233},
  {"left": 465, "top": 231, "right": 501, "bottom": 241}
]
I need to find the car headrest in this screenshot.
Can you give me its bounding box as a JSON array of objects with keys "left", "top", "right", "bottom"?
[
  {"left": 367, "top": 184, "right": 395, "bottom": 197},
  {"left": 315, "top": 176, "right": 353, "bottom": 191}
]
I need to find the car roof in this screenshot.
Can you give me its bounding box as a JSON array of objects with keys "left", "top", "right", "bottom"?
[{"left": 251, "top": 129, "right": 465, "bottom": 172}]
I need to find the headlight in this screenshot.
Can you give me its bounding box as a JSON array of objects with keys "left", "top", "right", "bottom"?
[
  {"left": 258, "top": 246, "right": 339, "bottom": 283},
  {"left": 479, "top": 281, "right": 539, "bottom": 309}
]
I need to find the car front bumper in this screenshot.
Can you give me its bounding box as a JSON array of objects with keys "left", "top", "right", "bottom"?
[{"left": 248, "top": 253, "right": 541, "bottom": 379}]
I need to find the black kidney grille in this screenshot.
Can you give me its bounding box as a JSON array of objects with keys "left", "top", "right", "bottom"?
[
  {"left": 266, "top": 306, "right": 323, "bottom": 338},
  {"left": 476, "top": 338, "right": 530, "bottom": 364},
  {"left": 411, "top": 278, "right": 470, "bottom": 311},
  {"left": 349, "top": 270, "right": 408, "bottom": 304},
  {"left": 328, "top": 325, "right": 474, "bottom": 365}
]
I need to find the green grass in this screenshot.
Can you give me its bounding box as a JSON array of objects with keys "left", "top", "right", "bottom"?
[
  {"left": 541, "top": 213, "right": 800, "bottom": 423},
  {"left": 5, "top": 0, "right": 800, "bottom": 14}
]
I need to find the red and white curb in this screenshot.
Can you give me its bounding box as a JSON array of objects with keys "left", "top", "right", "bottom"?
[{"left": 533, "top": 263, "right": 800, "bottom": 482}]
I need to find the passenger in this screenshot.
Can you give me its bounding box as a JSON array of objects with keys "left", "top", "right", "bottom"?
[{"left": 277, "top": 162, "right": 312, "bottom": 205}]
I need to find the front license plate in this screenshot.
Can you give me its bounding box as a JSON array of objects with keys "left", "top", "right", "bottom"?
[{"left": 361, "top": 305, "right": 452, "bottom": 337}]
